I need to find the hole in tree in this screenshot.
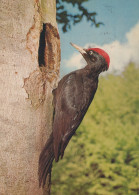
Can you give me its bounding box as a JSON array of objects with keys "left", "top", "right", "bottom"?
[{"left": 38, "top": 23, "right": 46, "bottom": 67}]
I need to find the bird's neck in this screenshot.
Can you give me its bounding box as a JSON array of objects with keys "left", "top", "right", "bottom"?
[
  {"left": 80, "top": 67, "right": 98, "bottom": 103},
  {"left": 79, "top": 68, "right": 99, "bottom": 92},
  {"left": 84, "top": 65, "right": 100, "bottom": 79},
  {"left": 85, "top": 63, "right": 104, "bottom": 76}
]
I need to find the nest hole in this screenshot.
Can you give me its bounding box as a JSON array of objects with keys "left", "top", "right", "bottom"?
[{"left": 38, "top": 23, "right": 46, "bottom": 67}]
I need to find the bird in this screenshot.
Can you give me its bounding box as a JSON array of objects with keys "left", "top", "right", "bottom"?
[{"left": 38, "top": 42, "right": 110, "bottom": 187}]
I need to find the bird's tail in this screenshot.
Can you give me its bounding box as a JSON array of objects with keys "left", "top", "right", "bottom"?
[{"left": 38, "top": 133, "right": 54, "bottom": 187}]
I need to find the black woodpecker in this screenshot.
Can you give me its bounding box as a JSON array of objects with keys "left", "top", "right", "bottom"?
[{"left": 39, "top": 42, "right": 110, "bottom": 187}]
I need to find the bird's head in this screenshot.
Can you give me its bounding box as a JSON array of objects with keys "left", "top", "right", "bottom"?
[{"left": 70, "top": 42, "right": 110, "bottom": 73}]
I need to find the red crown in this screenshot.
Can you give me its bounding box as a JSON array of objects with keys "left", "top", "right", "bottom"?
[{"left": 88, "top": 48, "right": 110, "bottom": 68}]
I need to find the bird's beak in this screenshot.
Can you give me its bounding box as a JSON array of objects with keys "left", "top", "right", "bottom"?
[
  {"left": 70, "top": 42, "right": 90, "bottom": 65},
  {"left": 70, "top": 42, "right": 87, "bottom": 55}
]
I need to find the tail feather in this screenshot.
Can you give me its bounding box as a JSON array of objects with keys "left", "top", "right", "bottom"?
[
  {"left": 42, "top": 153, "right": 54, "bottom": 187},
  {"left": 38, "top": 134, "right": 54, "bottom": 187}
]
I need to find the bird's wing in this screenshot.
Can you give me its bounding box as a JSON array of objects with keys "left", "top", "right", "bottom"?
[{"left": 52, "top": 72, "right": 85, "bottom": 161}]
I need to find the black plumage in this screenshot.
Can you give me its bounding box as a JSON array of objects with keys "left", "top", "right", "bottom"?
[{"left": 39, "top": 43, "right": 110, "bottom": 187}]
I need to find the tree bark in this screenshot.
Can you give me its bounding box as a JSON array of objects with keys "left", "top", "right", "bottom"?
[{"left": 0, "top": 0, "right": 60, "bottom": 194}]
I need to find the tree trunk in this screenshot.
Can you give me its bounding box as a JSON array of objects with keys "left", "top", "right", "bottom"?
[{"left": 0, "top": 0, "right": 60, "bottom": 194}]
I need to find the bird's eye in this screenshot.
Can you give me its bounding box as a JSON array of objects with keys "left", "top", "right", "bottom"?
[{"left": 89, "top": 50, "right": 94, "bottom": 55}]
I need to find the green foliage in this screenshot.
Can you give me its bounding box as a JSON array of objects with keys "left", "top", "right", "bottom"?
[
  {"left": 51, "top": 63, "right": 139, "bottom": 195},
  {"left": 56, "top": 0, "right": 102, "bottom": 32}
]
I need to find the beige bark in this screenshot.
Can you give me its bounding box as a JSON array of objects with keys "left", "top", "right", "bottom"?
[{"left": 0, "top": 0, "right": 60, "bottom": 194}]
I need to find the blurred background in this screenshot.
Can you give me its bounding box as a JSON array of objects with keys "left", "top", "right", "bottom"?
[{"left": 52, "top": 0, "right": 139, "bottom": 194}]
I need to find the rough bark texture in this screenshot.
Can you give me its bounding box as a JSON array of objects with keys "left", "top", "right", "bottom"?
[{"left": 0, "top": 0, "right": 60, "bottom": 194}]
